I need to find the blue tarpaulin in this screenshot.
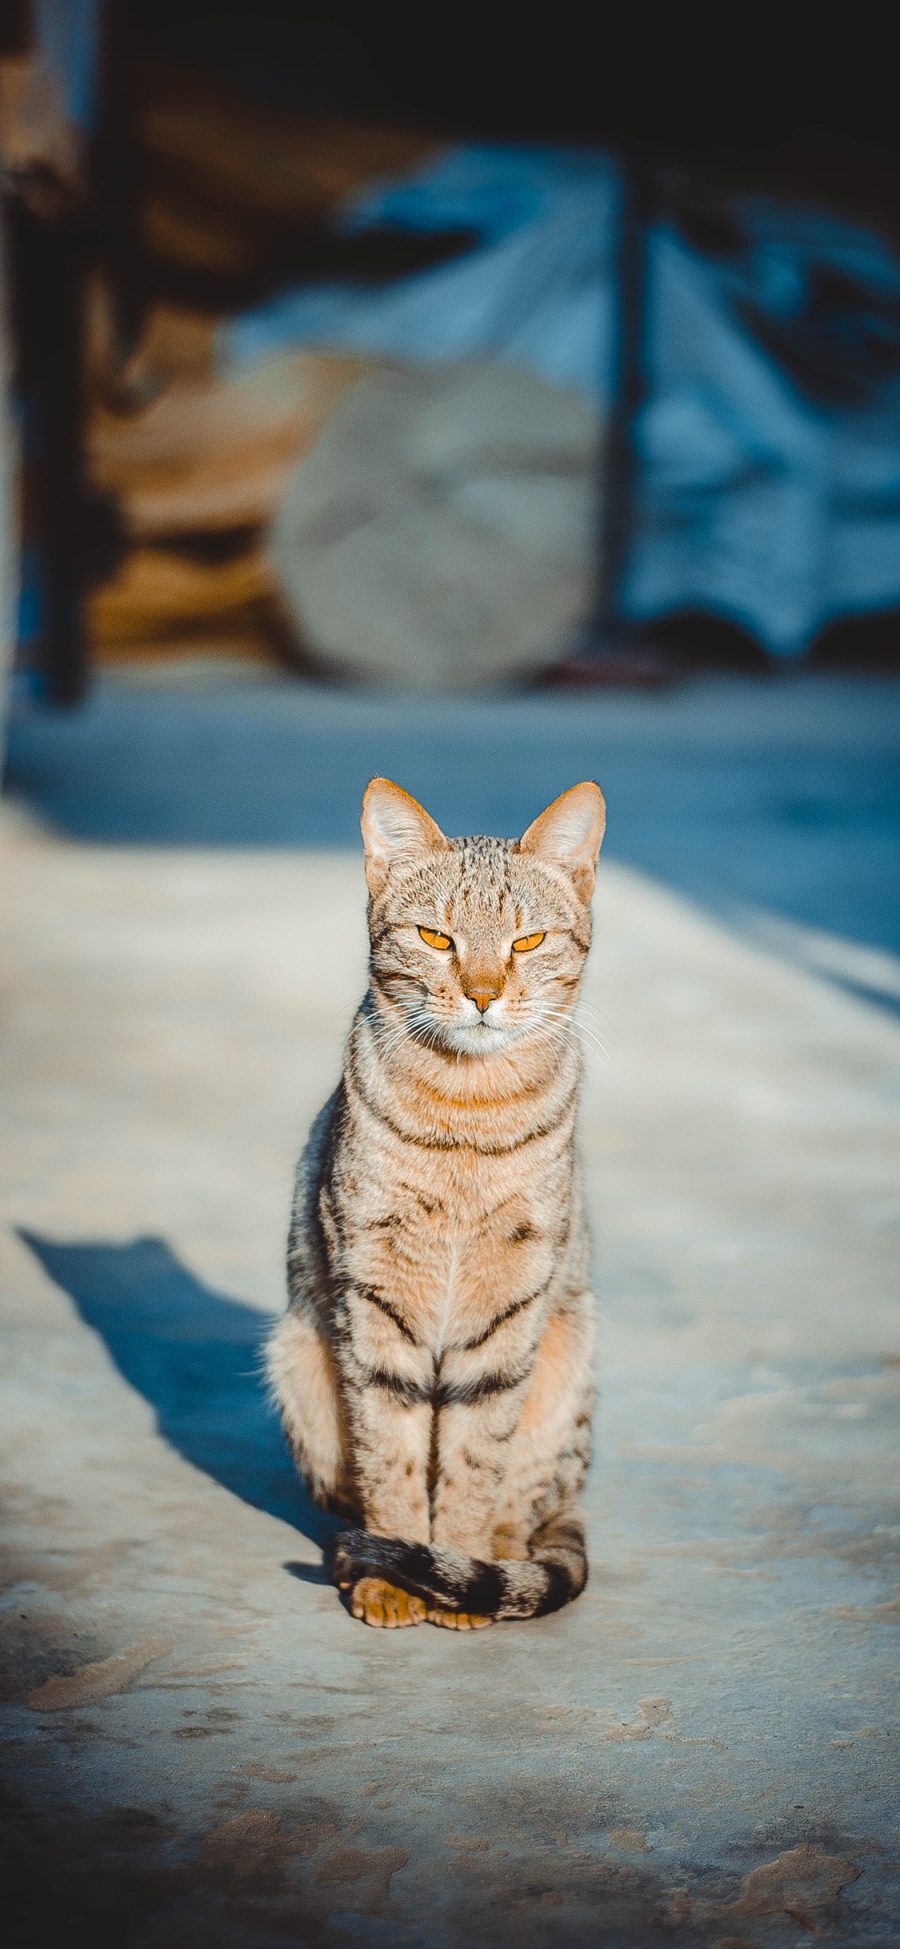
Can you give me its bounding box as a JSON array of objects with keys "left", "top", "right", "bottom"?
[{"left": 223, "top": 145, "right": 900, "bottom": 657}]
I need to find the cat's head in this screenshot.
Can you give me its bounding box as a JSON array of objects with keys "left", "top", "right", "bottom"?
[{"left": 361, "top": 778, "right": 605, "bottom": 1057}]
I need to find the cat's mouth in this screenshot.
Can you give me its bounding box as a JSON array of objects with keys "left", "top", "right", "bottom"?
[{"left": 442, "top": 1017, "right": 518, "bottom": 1057}]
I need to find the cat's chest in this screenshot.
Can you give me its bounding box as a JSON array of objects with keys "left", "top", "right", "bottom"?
[{"left": 344, "top": 1174, "right": 557, "bottom": 1350}]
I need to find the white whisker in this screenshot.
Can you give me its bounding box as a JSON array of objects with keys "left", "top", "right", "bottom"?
[{"left": 535, "top": 1006, "right": 611, "bottom": 1068}]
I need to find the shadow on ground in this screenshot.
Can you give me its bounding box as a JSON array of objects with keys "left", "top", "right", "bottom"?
[{"left": 19, "top": 1230, "right": 335, "bottom": 1557}]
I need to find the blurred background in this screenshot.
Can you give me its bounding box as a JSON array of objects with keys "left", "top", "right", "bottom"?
[{"left": 5, "top": 9, "right": 900, "bottom": 694}]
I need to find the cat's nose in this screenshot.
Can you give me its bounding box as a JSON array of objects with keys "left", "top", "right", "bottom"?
[{"left": 466, "top": 988, "right": 496, "bottom": 1015}]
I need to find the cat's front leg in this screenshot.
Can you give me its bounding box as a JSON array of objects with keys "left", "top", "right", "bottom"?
[
  {"left": 339, "top": 1276, "right": 434, "bottom": 1542},
  {"left": 429, "top": 1386, "right": 526, "bottom": 1558},
  {"left": 338, "top": 1378, "right": 432, "bottom": 1627},
  {"left": 429, "top": 1284, "right": 546, "bottom": 1560},
  {"left": 346, "top": 1382, "right": 432, "bottom": 1541},
  {"left": 423, "top": 1391, "right": 527, "bottom": 1630}
]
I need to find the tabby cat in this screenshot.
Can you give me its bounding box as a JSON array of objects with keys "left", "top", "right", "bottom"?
[{"left": 267, "top": 776, "right": 605, "bottom": 1627}]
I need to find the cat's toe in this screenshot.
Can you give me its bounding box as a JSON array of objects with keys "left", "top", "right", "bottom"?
[
  {"left": 350, "top": 1576, "right": 425, "bottom": 1627},
  {"left": 426, "top": 1607, "right": 495, "bottom": 1630}
]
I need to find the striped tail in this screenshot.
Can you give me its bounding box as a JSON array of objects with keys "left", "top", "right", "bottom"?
[{"left": 332, "top": 1511, "right": 587, "bottom": 1621}]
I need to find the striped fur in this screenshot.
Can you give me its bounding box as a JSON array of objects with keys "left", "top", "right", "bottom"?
[{"left": 267, "top": 778, "right": 605, "bottom": 1626}]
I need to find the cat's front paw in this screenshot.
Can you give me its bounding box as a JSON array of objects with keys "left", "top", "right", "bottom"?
[
  {"left": 350, "top": 1577, "right": 426, "bottom": 1628},
  {"left": 331, "top": 1529, "right": 429, "bottom": 1625}
]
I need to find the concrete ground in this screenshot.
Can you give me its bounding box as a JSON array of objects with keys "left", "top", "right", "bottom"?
[{"left": 1, "top": 670, "right": 899, "bottom": 1946}]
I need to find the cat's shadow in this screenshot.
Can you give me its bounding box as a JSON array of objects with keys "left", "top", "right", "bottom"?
[{"left": 18, "top": 1230, "right": 337, "bottom": 1564}]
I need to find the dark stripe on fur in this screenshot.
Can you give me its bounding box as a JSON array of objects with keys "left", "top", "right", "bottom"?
[
  {"left": 435, "top": 1364, "right": 533, "bottom": 1407},
  {"left": 356, "top": 1363, "right": 532, "bottom": 1408},
  {"left": 460, "top": 1279, "right": 550, "bottom": 1350},
  {"left": 351, "top": 1282, "right": 419, "bottom": 1345},
  {"left": 398, "top": 1183, "right": 443, "bottom": 1215},
  {"left": 352, "top": 1368, "right": 430, "bottom": 1407}
]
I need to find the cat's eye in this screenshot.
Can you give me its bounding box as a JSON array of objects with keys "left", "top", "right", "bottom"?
[
  {"left": 418, "top": 925, "right": 452, "bottom": 951},
  {"left": 512, "top": 932, "right": 545, "bottom": 953}
]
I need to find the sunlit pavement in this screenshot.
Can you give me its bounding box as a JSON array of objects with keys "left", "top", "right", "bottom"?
[{"left": 1, "top": 671, "right": 899, "bottom": 1945}]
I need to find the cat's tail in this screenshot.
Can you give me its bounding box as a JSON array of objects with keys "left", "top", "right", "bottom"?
[{"left": 332, "top": 1511, "right": 587, "bottom": 1621}]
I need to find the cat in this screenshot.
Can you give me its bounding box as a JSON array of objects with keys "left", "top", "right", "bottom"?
[{"left": 266, "top": 775, "right": 605, "bottom": 1627}]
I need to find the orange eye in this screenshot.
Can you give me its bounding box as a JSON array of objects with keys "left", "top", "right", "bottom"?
[
  {"left": 512, "top": 932, "right": 545, "bottom": 953},
  {"left": 418, "top": 926, "right": 452, "bottom": 951}
]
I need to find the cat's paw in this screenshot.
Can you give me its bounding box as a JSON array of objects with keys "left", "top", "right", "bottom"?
[
  {"left": 426, "top": 1607, "right": 495, "bottom": 1630},
  {"left": 350, "top": 1577, "right": 426, "bottom": 1628}
]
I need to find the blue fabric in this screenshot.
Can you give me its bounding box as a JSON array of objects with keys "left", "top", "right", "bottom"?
[{"left": 222, "top": 146, "right": 900, "bottom": 656}]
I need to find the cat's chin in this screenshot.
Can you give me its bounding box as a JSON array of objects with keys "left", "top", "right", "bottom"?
[{"left": 441, "top": 1021, "right": 518, "bottom": 1059}]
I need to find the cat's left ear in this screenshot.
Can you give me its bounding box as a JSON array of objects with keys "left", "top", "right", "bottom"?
[
  {"left": 361, "top": 777, "right": 449, "bottom": 896},
  {"left": 519, "top": 781, "right": 606, "bottom": 902}
]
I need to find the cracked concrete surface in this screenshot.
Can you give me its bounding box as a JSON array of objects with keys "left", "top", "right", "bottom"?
[{"left": 1, "top": 674, "right": 899, "bottom": 1945}]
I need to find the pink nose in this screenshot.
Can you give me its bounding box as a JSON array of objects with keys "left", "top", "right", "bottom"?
[{"left": 466, "top": 989, "right": 496, "bottom": 1014}]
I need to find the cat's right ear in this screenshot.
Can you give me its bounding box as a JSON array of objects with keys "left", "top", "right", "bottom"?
[{"left": 361, "top": 778, "right": 448, "bottom": 896}]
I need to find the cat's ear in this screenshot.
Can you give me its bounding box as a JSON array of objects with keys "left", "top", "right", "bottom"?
[
  {"left": 361, "top": 778, "right": 449, "bottom": 896},
  {"left": 519, "top": 781, "right": 606, "bottom": 901}
]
